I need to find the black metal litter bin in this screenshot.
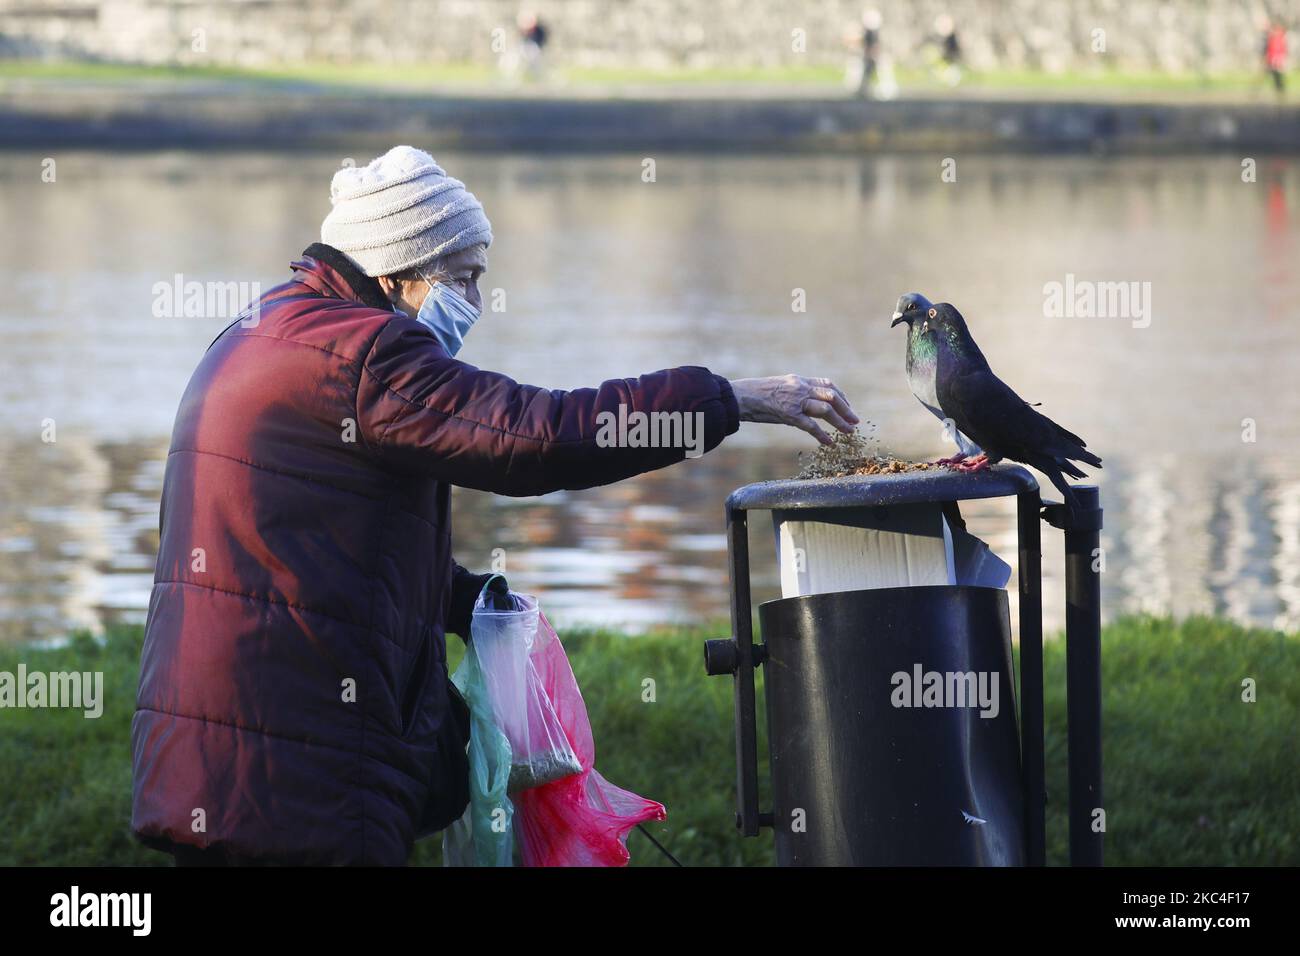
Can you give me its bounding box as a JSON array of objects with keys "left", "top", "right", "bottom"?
[
  {"left": 704, "top": 465, "right": 1104, "bottom": 867},
  {"left": 761, "top": 585, "right": 1023, "bottom": 866}
]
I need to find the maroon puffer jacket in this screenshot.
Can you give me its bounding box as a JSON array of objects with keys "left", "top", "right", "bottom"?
[{"left": 131, "top": 243, "right": 739, "bottom": 865}]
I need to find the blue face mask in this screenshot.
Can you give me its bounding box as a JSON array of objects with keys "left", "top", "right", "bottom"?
[{"left": 413, "top": 272, "right": 481, "bottom": 357}]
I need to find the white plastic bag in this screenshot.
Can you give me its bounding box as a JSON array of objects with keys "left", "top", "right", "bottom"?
[{"left": 471, "top": 589, "right": 582, "bottom": 793}]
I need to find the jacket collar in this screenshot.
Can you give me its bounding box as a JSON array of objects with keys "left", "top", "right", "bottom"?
[{"left": 291, "top": 243, "right": 394, "bottom": 313}]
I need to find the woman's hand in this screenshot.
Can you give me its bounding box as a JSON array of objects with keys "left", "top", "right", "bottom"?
[{"left": 729, "top": 375, "right": 859, "bottom": 445}]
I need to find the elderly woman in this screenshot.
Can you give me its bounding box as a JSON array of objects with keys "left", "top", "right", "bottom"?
[{"left": 131, "top": 146, "right": 857, "bottom": 866}]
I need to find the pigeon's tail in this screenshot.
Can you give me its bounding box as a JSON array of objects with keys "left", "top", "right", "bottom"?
[
  {"left": 1069, "top": 446, "right": 1103, "bottom": 469},
  {"left": 1041, "top": 442, "right": 1102, "bottom": 480},
  {"left": 1042, "top": 465, "right": 1080, "bottom": 510},
  {"left": 1027, "top": 455, "right": 1083, "bottom": 510},
  {"left": 1044, "top": 419, "right": 1103, "bottom": 470},
  {"left": 1057, "top": 457, "right": 1089, "bottom": 480}
]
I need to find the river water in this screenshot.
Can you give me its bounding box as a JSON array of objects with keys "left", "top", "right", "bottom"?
[{"left": 0, "top": 150, "right": 1297, "bottom": 642}]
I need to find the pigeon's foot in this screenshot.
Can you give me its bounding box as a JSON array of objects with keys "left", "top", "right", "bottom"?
[
  {"left": 954, "top": 454, "right": 990, "bottom": 473},
  {"left": 934, "top": 454, "right": 968, "bottom": 467}
]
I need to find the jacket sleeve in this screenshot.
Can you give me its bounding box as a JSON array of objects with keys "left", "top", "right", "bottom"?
[{"left": 357, "top": 315, "right": 740, "bottom": 496}]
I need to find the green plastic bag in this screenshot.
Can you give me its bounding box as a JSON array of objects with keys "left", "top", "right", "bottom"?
[{"left": 443, "top": 638, "right": 515, "bottom": 867}]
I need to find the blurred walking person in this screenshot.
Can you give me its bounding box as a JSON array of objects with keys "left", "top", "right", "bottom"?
[
  {"left": 843, "top": 9, "right": 897, "bottom": 100},
  {"left": 1264, "top": 20, "right": 1288, "bottom": 96},
  {"left": 857, "top": 10, "right": 882, "bottom": 97},
  {"left": 518, "top": 9, "right": 549, "bottom": 82},
  {"left": 932, "top": 13, "right": 962, "bottom": 87}
]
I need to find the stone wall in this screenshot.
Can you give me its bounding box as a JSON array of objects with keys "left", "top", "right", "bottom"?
[{"left": 0, "top": 0, "right": 1292, "bottom": 74}]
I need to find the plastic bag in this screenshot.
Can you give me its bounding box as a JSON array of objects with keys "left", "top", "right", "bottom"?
[
  {"left": 470, "top": 590, "right": 583, "bottom": 793},
  {"left": 442, "top": 638, "right": 515, "bottom": 867},
  {"left": 512, "top": 611, "right": 667, "bottom": 866}
]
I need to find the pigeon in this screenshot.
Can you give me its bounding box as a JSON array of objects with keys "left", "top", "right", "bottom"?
[
  {"left": 892, "top": 300, "right": 1102, "bottom": 508},
  {"left": 891, "top": 292, "right": 982, "bottom": 464}
]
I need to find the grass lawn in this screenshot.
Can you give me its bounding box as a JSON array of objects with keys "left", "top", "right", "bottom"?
[
  {"left": 0, "top": 615, "right": 1295, "bottom": 866},
  {"left": 0, "top": 58, "right": 1287, "bottom": 102}
]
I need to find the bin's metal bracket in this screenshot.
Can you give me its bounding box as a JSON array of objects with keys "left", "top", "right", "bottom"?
[
  {"left": 704, "top": 639, "right": 767, "bottom": 676},
  {"left": 1041, "top": 498, "right": 1104, "bottom": 532}
]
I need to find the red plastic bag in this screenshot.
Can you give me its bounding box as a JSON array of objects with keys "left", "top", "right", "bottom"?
[{"left": 512, "top": 611, "right": 666, "bottom": 866}]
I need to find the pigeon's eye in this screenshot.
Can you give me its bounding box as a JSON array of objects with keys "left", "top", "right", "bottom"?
[
  {"left": 928, "top": 307, "right": 938, "bottom": 319},
  {"left": 905, "top": 303, "right": 916, "bottom": 312}
]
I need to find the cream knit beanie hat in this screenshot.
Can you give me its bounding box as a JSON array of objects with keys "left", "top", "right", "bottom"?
[{"left": 320, "top": 146, "right": 493, "bottom": 277}]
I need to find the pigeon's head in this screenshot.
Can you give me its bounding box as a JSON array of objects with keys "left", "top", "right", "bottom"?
[
  {"left": 922, "top": 302, "right": 973, "bottom": 340},
  {"left": 890, "top": 292, "right": 934, "bottom": 328}
]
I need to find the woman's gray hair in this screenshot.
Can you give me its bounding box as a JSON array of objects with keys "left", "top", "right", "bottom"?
[
  {"left": 391, "top": 242, "right": 487, "bottom": 285},
  {"left": 394, "top": 258, "right": 449, "bottom": 284}
]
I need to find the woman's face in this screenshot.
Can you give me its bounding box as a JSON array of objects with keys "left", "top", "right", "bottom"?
[
  {"left": 430, "top": 244, "right": 488, "bottom": 311},
  {"left": 380, "top": 243, "right": 488, "bottom": 317}
]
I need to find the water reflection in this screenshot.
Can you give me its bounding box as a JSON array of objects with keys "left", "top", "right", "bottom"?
[
  {"left": 4, "top": 434, "right": 1297, "bottom": 643},
  {"left": 0, "top": 150, "right": 1296, "bottom": 641},
  {"left": 0, "top": 434, "right": 163, "bottom": 643}
]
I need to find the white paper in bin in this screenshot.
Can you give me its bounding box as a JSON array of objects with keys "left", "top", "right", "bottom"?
[
  {"left": 774, "top": 504, "right": 1011, "bottom": 598},
  {"left": 950, "top": 525, "right": 1013, "bottom": 589}
]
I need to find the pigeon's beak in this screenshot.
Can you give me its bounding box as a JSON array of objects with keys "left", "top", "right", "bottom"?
[{"left": 890, "top": 312, "right": 906, "bottom": 327}]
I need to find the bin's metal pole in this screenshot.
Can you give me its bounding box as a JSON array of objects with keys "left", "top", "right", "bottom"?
[
  {"left": 1063, "top": 485, "right": 1104, "bottom": 866},
  {"left": 1017, "top": 491, "right": 1047, "bottom": 866},
  {"left": 726, "top": 506, "right": 762, "bottom": 837}
]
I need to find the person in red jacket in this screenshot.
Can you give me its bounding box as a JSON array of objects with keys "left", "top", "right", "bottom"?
[
  {"left": 131, "top": 145, "right": 857, "bottom": 865},
  {"left": 1264, "top": 21, "right": 1289, "bottom": 96}
]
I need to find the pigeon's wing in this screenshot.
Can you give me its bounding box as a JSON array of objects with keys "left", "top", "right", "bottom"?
[
  {"left": 1041, "top": 415, "right": 1090, "bottom": 452},
  {"left": 912, "top": 390, "right": 984, "bottom": 456},
  {"left": 940, "top": 365, "right": 1098, "bottom": 466},
  {"left": 938, "top": 365, "right": 1045, "bottom": 455}
]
